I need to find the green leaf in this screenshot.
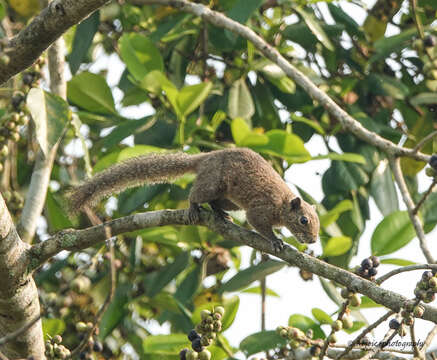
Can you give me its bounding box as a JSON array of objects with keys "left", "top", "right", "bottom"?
[
  {"left": 146, "top": 252, "right": 190, "bottom": 298},
  {"left": 290, "top": 113, "right": 325, "bottom": 134},
  {"left": 228, "top": 78, "right": 255, "bottom": 119},
  {"left": 68, "top": 11, "right": 99, "bottom": 74},
  {"left": 99, "top": 283, "right": 131, "bottom": 339},
  {"left": 240, "top": 331, "right": 287, "bottom": 356},
  {"left": 231, "top": 117, "right": 252, "bottom": 145},
  {"left": 0, "top": 1, "right": 6, "bottom": 20},
  {"left": 380, "top": 258, "right": 417, "bottom": 266},
  {"left": 322, "top": 161, "right": 369, "bottom": 193},
  {"left": 343, "top": 321, "right": 366, "bottom": 334},
  {"left": 250, "top": 130, "right": 311, "bottom": 163},
  {"left": 174, "top": 265, "right": 202, "bottom": 305},
  {"left": 45, "top": 191, "right": 73, "bottom": 231},
  {"left": 371, "top": 211, "right": 416, "bottom": 256},
  {"left": 119, "top": 33, "right": 164, "bottom": 82},
  {"left": 377, "top": 75, "right": 410, "bottom": 100},
  {"left": 42, "top": 318, "right": 65, "bottom": 340},
  {"left": 410, "top": 92, "right": 437, "bottom": 106},
  {"left": 369, "top": 28, "right": 417, "bottom": 64},
  {"left": 72, "top": 114, "right": 92, "bottom": 176},
  {"left": 311, "top": 308, "right": 333, "bottom": 325},
  {"left": 327, "top": 3, "right": 362, "bottom": 39},
  {"left": 26, "top": 88, "right": 70, "bottom": 156},
  {"left": 242, "top": 286, "right": 280, "bottom": 297},
  {"left": 227, "top": 0, "right": 263, "bottom": 24},
  {"left": 360, "top": 296, "right": 382, "bottom": 308},
  {"left": 142, "top": 334, "right": 189, "bottom": 356},
  {"left": 320, "top": 200, "right": 353, "bottom": 227},
  {"left": 370, "top": 161, "right": 398, "bottom": 216},
  {"left": 288, "top": 314, "right": 325, "bottom": 339},
  {"left": 218, "top": 260, "right": 285, "bottom": 294},
  {"left": 178, "top": 82, "right": 213, "bottom": 116},
  {"left": 322, "top": 236, "right": 352, "bottom": 257},
  {"left": 67, "top": 72, "right": 116, "bottom": 115},
  {"left": 313, "top": 153, "right": 366, "bottom": 164},
  {"left": 295, "top": 7, "right": 334, "bottom": 51}
]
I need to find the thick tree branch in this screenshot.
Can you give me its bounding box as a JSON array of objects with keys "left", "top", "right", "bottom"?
[
  {"left": 131, "top": 0, "right": 430, "bottom": 164},
  {"left": 26, "top": 208, "right": 437, "bottom": 325},
  {"left": 0, "top": 195, "right": 44, "bottom": 359},
  {"left": 389, "top": 157, "right": 434, "bottom": 263},
  {"left": 0, "top": 0, "right": 110, "bottom": 85}
]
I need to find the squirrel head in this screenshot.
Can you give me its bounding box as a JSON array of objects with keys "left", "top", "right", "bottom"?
[{"left": 281, "top": 197, "right": 319, "bottom": 244}]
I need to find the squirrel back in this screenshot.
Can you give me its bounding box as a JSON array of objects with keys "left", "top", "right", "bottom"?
[{"left": 68, "top": 152, "right": 207, "bottom": 213}]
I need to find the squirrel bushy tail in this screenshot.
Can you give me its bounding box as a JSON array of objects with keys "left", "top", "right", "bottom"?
[{"left": 68, "top": 152, "right": 207, "bottom": 214}]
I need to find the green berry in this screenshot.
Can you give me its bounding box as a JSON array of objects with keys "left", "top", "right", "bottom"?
[
  {"left": 198, "top": 349, "right": 211, "bottom": 360},
  {"left": 342, "top": 316, "right": 354, "bottom": 329},
  {"left": 332, "top": 320, "right": 343, "bottom": 332},
  {"left": 413, "top": 305, "right": 425, "bottom": 318},
  {"left": 200, "top": 310, "right": 211, "bottom": 321},
  {"left": 214, "top": 306, "right": 225, "bottom": 317},
  {"left": 186, "top": 349, "right": 198, "bottom": 360},
  {"left": 53, "top": 335, "right": 62, "bottom": 344},
  {"left": 350, "top": 293, "right": 361, "bottom": 307},
  {"left": 328, "top": 333, "right": 337, "bottom": 343}
]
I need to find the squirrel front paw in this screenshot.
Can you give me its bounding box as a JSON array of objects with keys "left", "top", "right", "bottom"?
[
  {"left": 188, "top": 203, "right": 201, "bottom": 224},
  {"left": 271, "top": 238, "right": 284, "bottom": 253}
]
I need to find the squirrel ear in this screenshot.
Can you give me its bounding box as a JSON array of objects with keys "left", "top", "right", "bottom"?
[{"left": 290, "top": 197, "right": 302, "bottom": 211}]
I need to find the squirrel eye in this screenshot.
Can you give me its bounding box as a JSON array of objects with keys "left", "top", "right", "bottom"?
[{"left": 300, "top": 216, "right": 308, "bottom": 225}]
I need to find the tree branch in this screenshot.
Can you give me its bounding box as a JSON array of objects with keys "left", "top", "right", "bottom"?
[
  {"left": 26, "top": 208, "right": 437, "bottom": 324},
  {"left": 130, "top": 0, "right": 430, "bottom": 164},
  {"left": 0, "top": 195, "right": 44, "bottom": 359},
  {"left": 0, "top": 0, "right": 110, "bottom": 85},
  {"left": 389, "top": 157, "right": 434, "bottom": 263}
]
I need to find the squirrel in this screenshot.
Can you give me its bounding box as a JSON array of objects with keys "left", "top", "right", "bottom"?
[{"left": 68, "top": 148, "right": 320, "bottom": 252}]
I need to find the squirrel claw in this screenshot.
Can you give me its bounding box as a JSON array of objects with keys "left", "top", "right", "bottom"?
[
  {"left": 213, "top": 208, "right": 233, "bottom": 222},
  {"left": 188, "top": 203, "right": 201, "bottom": 224},
  {"left": 271, "top": 238, "right": 284, "bottom": 253}
]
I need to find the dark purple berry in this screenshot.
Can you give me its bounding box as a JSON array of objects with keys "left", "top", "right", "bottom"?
[
  {"left": 309, "top": 345, "right": 321, "bottom": 356},
  {"left": 361, "top": 258, "right": 373, "bottom": 270},
  {"left": 369, "top": 255, "right": 380, "bottom": 268},
  {"left": 92, "top": 341, "right": 103, "bottom": 352},
  {"left": 79, "top": 352, "right": 87, "bottom": 360},
  {"left": 188, "top": 329, "right": 200, "bottom": 341},
  {"left": 192, "top": 338, "right": 204, "bottom": 352},
  {"left": 179, "top": 348, "right": 188, "bottom": 360},
  {"left": 389, "top": 319, "right": 400, "bottom": 330},
  {"left": 422, "top": 271, "right": 433, "bottom": 281},
  {"left": 424, "top": 35, "right": 436, "bottom": 48},
  {"left": 357, "top": 267, "right": 369, "bottom": 277},
  {"left": 368, "top": 267, "right": 377, "bottom": 277},
  {"left": 430, "top": 155, "right": 437, "bottom": 171}
]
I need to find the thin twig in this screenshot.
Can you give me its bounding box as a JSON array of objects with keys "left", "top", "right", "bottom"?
[
  {"left": 336, "top": 310, "right": 395, "bottom": 359},
  {"left": 376, "top": 264, "right": 437, "bottom": 285},
  {"left": 422, "top": 325, "right": 437, "bottom": 352},
  {"left": 389, "top": 156, "right": 434, "bottom": 263},
  {"left": 410, "top": 324, "right": 420, "bottom": 357},
  {"left": 413, "top": 177, "right": 437, "bottom": 215},
  {"left": 359, "top": 322, "right": 399, "bottom": 360},
  {"left": 320, "top": 300, "right": 349, "bottom": 360},
  {"left": 70, "top": 208, "right": 117, "bottom": 358},
  {"left": 413, "top": 130, "right": 437, "bottom": 153}
]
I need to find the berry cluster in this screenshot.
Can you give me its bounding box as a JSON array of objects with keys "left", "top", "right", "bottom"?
[
  {"left": 44, "top": 335, "right": 71, "bottom": 359},
  {"left": 414, "top": 270, "right": 437, "bottom": 303},
  {"left": 412, "top": 33, "right": 437, "bottom": 92},
  {"left": 355, "top": 255, "right": 380, "bottom": 281},
  {"left": 180, "top": 306, "right": 225, "bottom": 360},
  {"left": 76, "top": 321, "right": 104, "bottom": 360},
  {"left": 340, "top": 288, "right": 362, "bottom": 307}
]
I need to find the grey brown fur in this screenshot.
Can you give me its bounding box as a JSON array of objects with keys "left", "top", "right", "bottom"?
[{"left": 68, "top": 148, "right": 319, "bottom": 251}]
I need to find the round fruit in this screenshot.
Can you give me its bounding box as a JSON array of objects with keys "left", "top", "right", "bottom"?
[
  {"left": 186, "top": 349, "right": 198, "bottom": 360},
  {"left": 93, "top": 341, "right": 103, "bottom": 352},
  {"left": 342, "top": 316, "right": 354, "bottom": 329},
  {"left": 179, "top": 348, "right": 188, "bottom": 360},
  {"left": 191, "top": 338, "right": 204, "bottom": 353},
  {"left": 340, "top": 288, "right": 351, "bottom": 299},
  {"left": 424, "top": 35, "right": 436, "bottom": 48},
  {"left": 389, "top": 319, "right": 400, "bottom": 330},
  {"left": 361, "top": 258, "right": 373, "bottom": 269},
  {"left": 214, "top": 306, "right": 225, "bottom": 316},
  {"left": 369, "top": 255, "right": 380, "bottom": 267},
  {"left": 332, "top": 320, "right": 343, "bottom": 332},
  {"left": 198, "top": 349, "right": 211, "bottom": 360},
  {"left": 188, "top": 330, "right": 200, "bottom": 341},
  {"left": 200, "top": 310, "right": 211, "bottom": 321},
  {"left": 52, "top": 335, "right": 62, "bottom": 344},
  {"left": 350, "top": 293, "right": 361, "bottom": 307},
  {"left": 368, "top": 267, "right": 377, "bottom": 277},
  {"left": 430, "top": 155, "right": 437, "bottom": 171},
  {"left": 310, "top": 345, "right": 321, "bottom": 356},
  {"left": 328, "top": 333, "right": 337, "bottom": 343}
]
